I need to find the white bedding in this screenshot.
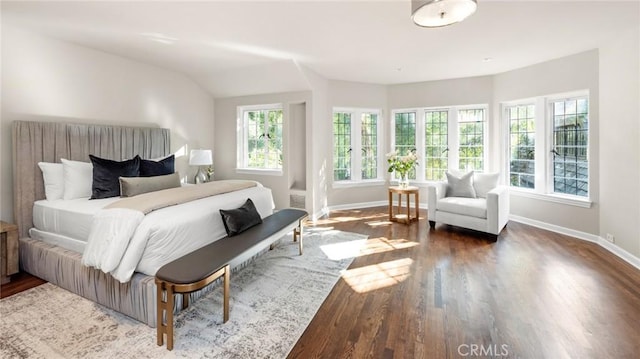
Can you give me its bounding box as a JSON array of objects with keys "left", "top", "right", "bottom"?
[
  {"left": 33, "top": 197, "right": 120, "bottom": 242},
  {"left": 32, "top": 184, "right": 274, "bottom": 282}
]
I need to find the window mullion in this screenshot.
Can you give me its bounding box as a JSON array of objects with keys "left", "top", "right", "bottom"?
[
  {"left": 416, "top": 110, "right": 425, "bottom": 182},
  {"left": 449, "top": 108, "right": 459, "bottom": 170},
  {"left": 263, "top": 110, "right": 269, "bottom": 169},
  {"left": 535, "top": 97, "right": 547, "bottom": 193},
  {"left": 244, "top": 110, "right": 250, "bottom": 168},
  {"left": 352, "top": 111, "right": 363, "bottom": 181}
]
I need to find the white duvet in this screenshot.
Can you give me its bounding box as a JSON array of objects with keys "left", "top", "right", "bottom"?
[{"left": 81, "top": 185, "right": 274, "bottom": 283}]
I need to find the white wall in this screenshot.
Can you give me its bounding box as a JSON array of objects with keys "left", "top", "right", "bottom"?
[
  {"left": 296, "top": 64, "right": 330, "bottom": 218},
  {"left": 598, "top": 26, "right": 640, "bottom": 258},
  {"left": 0, "top": 26, "right": 215, "bottom": 222},
  {"left": 213, "top": 91, "right": 312, "bottom": 210},
  {"left": 493, "top": 51, "right": 600, "bottom": 236}
]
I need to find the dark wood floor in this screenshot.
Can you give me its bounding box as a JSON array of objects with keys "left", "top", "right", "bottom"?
[
  {"left": 2, "top": 206, "right": 639, "bottom": 358},
  {"left": 288, "top": 207, "right": 640, "bottom": 358}
]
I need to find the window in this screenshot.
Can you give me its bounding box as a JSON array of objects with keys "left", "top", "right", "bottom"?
[
  {"left": 237, "top": 104, "right": 283, "bottom": 173},
  {"left": 551, "top": 97, "right": 589, "bottom": 197},
  {"left": 502, "top": 92, "right": 589, "bottom": 203},
  {"left": 424, "top": 110, "right": 448, "bottom": 181},
  {"left": 333, "top": 108, "right": 382, "bottom": 184},
  {"left": 507, "top": 104, "right": 536, "bottom": 189},
  {"left": 361, "top": 113, "right": 379, "bottom": 180},
  {"left": 394, "top": 112, "right": 417, "bottom": 179},
  {"left": 391, "top": 105, "right": 487, "bottom": 182},
  {"left": 458, "top": 108, "right": 485, "bottom": 172},
  {"left": 333, "top": 112, "right": 352, "bottom": 180}
]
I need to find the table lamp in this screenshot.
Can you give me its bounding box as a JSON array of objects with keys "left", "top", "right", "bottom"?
[{"left": 189, "top": 149, "right": 213, "bottom": 184}]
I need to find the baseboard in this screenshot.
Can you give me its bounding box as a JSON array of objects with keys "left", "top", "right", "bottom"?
[
  {"left": 510, "top": 215, "right": 640, "bottom": 270},
  {"left": 328, "top": 200, "right": 428, "bottom": 212},
  {"left": 597, "top": 238, "right": 640, "bottom": 270},
  {"left": 312, "top": 200, "right": 427, "bottom": 222}
]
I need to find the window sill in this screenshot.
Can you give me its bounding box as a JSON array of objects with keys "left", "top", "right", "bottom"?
[
  {"left": 333, "top": 179, "right": 386, "bottom": 189},
  {"left": 235, "top": 168, "right": 283, "bottom": 176},
  {"left": 510, "top": 189, "right": 592, "bottom": 208}
]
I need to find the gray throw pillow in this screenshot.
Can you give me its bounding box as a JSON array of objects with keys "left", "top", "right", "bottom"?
[
  {"left": 446, "top": 171, "right": 477, "bottom": 198},
  {"left": 119, "top": 172, "right": 181, "bottom": 197}
]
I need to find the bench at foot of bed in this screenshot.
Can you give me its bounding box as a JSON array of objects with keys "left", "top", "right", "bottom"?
[{"left": 154, "top": 208, "right": 308, "bottom": 351}]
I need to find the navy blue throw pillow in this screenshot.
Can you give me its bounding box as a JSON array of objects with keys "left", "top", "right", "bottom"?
[
  {"left": 89, "top": 155, "right": 140, "bottom": 199},
  {"left": 140, "top": 155, "right": 175, "bottom": 177},
  {"left": 219, "top": 199, "right": 263, "bottom": 237}
]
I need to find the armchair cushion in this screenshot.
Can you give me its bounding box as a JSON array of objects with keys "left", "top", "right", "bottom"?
[
  {"left": 473, "top": 172, "right": 500, "bottom": 198},
  {"left": 437, "top": 197, "right": 487, "bottom": 219},
  {"left": 446, "top": 171, "right": 476, "bottom": 198}
]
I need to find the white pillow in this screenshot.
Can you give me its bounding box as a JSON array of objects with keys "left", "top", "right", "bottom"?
[
  {"left": 61, "top": 158, "right": 93, "bottom": 200},
  {"left": 473, "top": 172, "right": 500, "bottom": 198},
  {"left": 38, "top": 162, "right": 64, "bottom": 200}
]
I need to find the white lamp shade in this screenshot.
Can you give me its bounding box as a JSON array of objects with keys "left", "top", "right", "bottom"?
[
  {"left": 189, "top": 149, "right": 213, "bottom": 166},
  {"left": 412, "top": 0, "right": 477, "bottom": 28}
]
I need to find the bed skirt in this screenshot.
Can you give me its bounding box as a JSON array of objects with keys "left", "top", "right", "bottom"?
[{"left": 19, "top": 237, "right": 221, "bottom": 328}]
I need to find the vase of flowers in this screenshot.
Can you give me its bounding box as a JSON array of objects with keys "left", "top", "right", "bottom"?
[{"left": 387, "top": 150, "right": 418, "bottom": 188}]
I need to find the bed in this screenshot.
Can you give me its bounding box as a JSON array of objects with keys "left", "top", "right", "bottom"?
[{"left": 13, "top": 120, "right": 275, "bottom": 327}]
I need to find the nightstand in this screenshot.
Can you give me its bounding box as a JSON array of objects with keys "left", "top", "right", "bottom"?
[{"left": 1, "top": 221, "right": 19, "bottom": 284}]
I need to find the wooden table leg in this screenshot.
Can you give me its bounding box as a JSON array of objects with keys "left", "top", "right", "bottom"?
[
  {"left": 388, "top": 190, "right": 393, "bottom": 221},
  {"left": 415, "top": 191, "right": 419, "bottom": 221},
  {"left": 406, "top": 193, "right": 410, "bottom": 222}
]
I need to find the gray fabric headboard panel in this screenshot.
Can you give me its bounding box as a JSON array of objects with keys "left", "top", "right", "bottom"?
[{"left": 12, "top": 120, "right": 170, "bottom": 237}]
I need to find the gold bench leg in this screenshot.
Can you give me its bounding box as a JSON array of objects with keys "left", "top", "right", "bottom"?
[
  {"left": 156, "top": 280, "right": 175, "bottom": 350},
  {"left": 166, "top": 285, "right": 175, "bottom": 350},
  {"left": 294, "top": 220, "right": 304, "bottom": 255},
  {"left": 156, "top": 280, "right": 164, "bottom": 347},
  {"left": 223, "top": 265, "right": 230, "bottom": 323}
]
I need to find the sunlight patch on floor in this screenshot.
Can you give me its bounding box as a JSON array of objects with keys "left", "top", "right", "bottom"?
[
  {"left": 365, "top": 220, "right": 392, "bottom": 227},
  {"left": 319, "top": 239, "right": 368, "bottom": 260},
  {"left": 359, "top": 237, "right": 419, "bottom": 255},
  {"left": 341, "top": 258, "right": 413, "bottom": 293}
]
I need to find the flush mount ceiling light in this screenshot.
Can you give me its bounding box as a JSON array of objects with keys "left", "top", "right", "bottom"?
[{"left": 411, "top": 0, "right": 478, "bottom": 28}]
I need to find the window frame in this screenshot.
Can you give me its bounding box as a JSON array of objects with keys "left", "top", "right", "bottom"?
[
  {"left": 236, "top": 103, "right": 284, "bottom": 176},
  {"left": 501, "top": 90, "right": 591, "bottom": 208},
  {"left": 390, "top": 104, "right": 488, "bottom": 184},
  {"left": 332, "top": 107, "right": 384, "bottom": 188}
]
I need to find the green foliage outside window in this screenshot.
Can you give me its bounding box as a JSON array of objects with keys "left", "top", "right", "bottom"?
[
  {"left": 333, "top": 112, "right": 352, "bottom": 181},
  {"left": 458, "top": 109, "right": 485, "bottom": 172},
  {"left": 509, "top": 104, "right": 535, "bottom": 189},
  {"left": 394, "top": 112, "right": 417, "bottom": 179},
  {"left": 246, "top": 109, "right": 283, "bottom": 169},
  {"left": 425, "top": 110, "right": 448, "bottom": 180}
]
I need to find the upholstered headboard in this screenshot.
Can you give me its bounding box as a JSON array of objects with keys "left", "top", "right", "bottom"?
[{"left": 12, "top": 120, "right": 170, "bottom": 237}]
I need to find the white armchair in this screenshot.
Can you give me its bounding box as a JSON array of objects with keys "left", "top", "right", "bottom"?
[{"left": 427, "top": 172, "right": 509, "bottom": 241}]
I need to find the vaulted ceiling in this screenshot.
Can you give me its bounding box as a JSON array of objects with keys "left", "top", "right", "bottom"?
[{"left": 3, "top": 1, "right": 638, "bottom": 97}]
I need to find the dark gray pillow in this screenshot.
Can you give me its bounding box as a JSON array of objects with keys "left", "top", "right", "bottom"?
[
  {"left": 140, "top": 155, "right": 175, "bottom": 177},
  {"left": 446, "top": 171, "right": 477, "bottom": 198},
  {"left": 219, "top": 199, "right": 262, "bottom": 237},
  {"left": 90, "top": 155, "right": 140, "bottom": 199},
  {"left": 119, "top": 172, "right": 181, "bottom": 197}
]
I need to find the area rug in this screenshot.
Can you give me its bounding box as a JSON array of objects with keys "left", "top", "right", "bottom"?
[{"left": 0, "top": 229, "right": 368, "bottom": 358}]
